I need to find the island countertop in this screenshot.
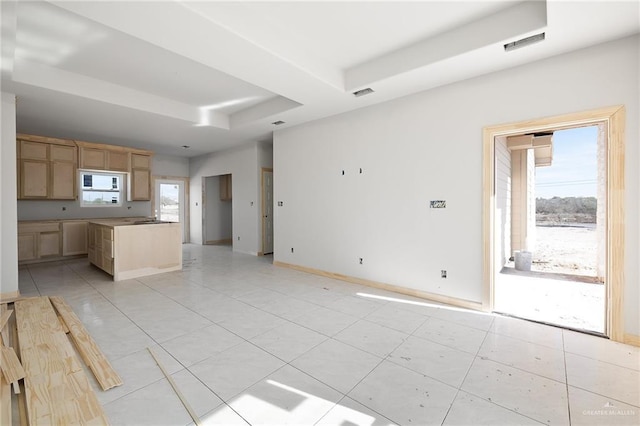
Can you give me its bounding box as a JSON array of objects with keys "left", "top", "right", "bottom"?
[{"left": 87, "top": 219, "right": 174, "bottom": 227}]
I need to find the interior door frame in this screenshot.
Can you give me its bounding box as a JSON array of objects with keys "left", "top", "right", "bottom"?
[
  {"left": 151, "top": 175, "right": 190, "bottom": 243},
  {"left": 482, "top": 106, "right": 626, "bottom": 342},
  {"left": 260, "top": 167, "right": 274, "bottom": 256}
]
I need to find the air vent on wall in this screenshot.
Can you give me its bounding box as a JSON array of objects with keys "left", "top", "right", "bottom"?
[
  {"left": 271, "top": 120, "right": 285, "bottom": 126},
  {"left": 504, "top": 32, "right": 545, "bottom": 52},
  {"left": 353, "top": 88, "right": 374, "bottom": 97}
]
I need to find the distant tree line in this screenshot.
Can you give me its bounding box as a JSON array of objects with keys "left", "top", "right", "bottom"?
[
  {"left": 536, "top": 196, "right": 597, "bottom": 215},
  {"left": 536, "top": 197, "right": 597, "bottom": 224}
]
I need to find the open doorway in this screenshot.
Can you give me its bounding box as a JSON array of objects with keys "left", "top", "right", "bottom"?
[
  {"left": 482, "top": 106, "right": 626, "bottom": 341},
  {"left": 261, "top": 168, "right": 274, "bottom": 255},
  {"left": 202, "top": 174, "right": 233, "bottom": 246},
  {"left": 493, "top": 126, "right": 605, "bottom": 333}
]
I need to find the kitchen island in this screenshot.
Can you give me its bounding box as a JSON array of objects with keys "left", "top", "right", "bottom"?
[{"left": 87, "top": 219, "right": 181, "bottom": 281}]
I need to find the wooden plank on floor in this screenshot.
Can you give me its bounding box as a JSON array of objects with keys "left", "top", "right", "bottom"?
[
  {"left": 0, "top": 304, "right": 12, "bottom": 426},
  {"left": 11, "top": 309, "right": 29, "bottom": 426},
  {"left": 15, "top": 297, "right": 109, "bottom": 425},
  {"left": 148, "top": 347, "right": 202, "bottom": 426},
  {"left": 0, "top": 374, "right": 11, "bottom": 426},
  {"left": 0, "top": 305, "right": 9, "bottom": 347},
  {"left": 49, "top": 296, "right": 123, "bottom": 391},
  {"left": 0, "top": 346, "right": 26, "bottom": 384},
  {"left": 0, "top": 309, "right": 12, "bottom": 333}
]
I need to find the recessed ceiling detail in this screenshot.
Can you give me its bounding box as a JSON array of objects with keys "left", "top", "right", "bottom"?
[
  {"left": 504, "top": 32, "right": 546, "bottom": 52},
  {"left": 1, "top": 0, "right": 638, "bottom": 156}
]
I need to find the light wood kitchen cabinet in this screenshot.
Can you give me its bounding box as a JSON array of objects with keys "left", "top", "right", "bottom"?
[
  {"left": 78, "top": 144, "right": 130, "bottom": 172},
  {"left": 129, "top": 153, "right": 151, "bottom": 201},
  {"left": 18, "top": 234, "right": 37, "bottom": 261},
  {"left": 20, "top": 160, "right": 49, "bottom": 198},
  {"left": 51, "top": 161, "right": 76, "bottom": 199},
  {"left": 107, "top": 151, "right": 129, "bottom": 172},
  {"left": 79, "top": 146, "right": 107, "bottom": 170},
  {"left": 219, "top": 174, "right": 232, "bottom": 201},
  {"left": 17, "top": 136, "right": 77, "bottom": 200},
  {"left": 62, "top": 221, "right": 88, "bottom": 256},
  {"left": 87, "top": 222, "right": 114, "bottom": 275},
  {"left": 18, "top": 134, "right": 153, "bottom": 202},
  {"left": 18, "top": 222, "right": 62, "bottom": 262},
  {"left": 87, "top": 220, "right": 180, "bottom": 280},
  {"left": 20, "top": 140, "right": 49, "bottom": 160},
  {"left": 39, "top": 232, "right": 61, "bottom": 257}
]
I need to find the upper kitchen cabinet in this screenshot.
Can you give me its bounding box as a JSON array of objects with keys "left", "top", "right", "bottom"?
[
  {"left": 18, "top": 134, "right": 153, "bottom": 202},
  {"left": 17, "top": 135, "right": 77, "bottom": 200},
  {"left": 129, "top": 153, "right": 151, "bottom": 201},
  {"left": 77, "top": 141, "right": 130, "bottom": 172}
]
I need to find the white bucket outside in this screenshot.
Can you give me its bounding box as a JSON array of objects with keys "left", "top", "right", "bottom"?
[{"left": 514, "top": 251, "right": 532, "bottom": 271}]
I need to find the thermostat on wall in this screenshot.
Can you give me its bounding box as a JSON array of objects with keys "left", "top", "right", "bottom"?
[{"left": 430, "top": 200, "right": 446, "bottom": 209}]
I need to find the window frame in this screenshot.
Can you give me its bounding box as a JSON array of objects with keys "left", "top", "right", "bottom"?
[{"left": 79, "top": 170, "right": 126, "bottom": 208}]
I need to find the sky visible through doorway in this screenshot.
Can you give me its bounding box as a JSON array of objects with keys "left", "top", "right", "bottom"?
[{"left": 535, "top": 126, "right": 598, "bottom": 199}]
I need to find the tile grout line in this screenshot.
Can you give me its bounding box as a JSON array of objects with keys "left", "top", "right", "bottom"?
[
  {"left": 441, "top": 316, "right": 550, "bottom": 426},
  {"left": 439, "top": 316, "right": 494, "bottom": 425}
]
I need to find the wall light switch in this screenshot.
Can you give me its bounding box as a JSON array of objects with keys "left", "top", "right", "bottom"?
[
  {"left": 278, "top": 201, "right": 284, "bottom": 206},
  {"left": 430, "top": 200, "right": 446, "bottom": 209}
]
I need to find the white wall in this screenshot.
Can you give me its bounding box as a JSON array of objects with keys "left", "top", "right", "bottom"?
[
  {"left": 1, "top": 93, "right": 19, "bottom": 297},
  {"left": 204, "top": 175, "right": 232, "bottom": 242},
  {"left": 17, "top": 199, "right": 151, "bottom": 221},
  {"left": 190, "top": 142, "right": 262, "bottom": 254},
  {"left": 274, "top": 35, "right": 640, "bottom": 335},
  {"left": 153, "top": 154, "right": 189, "bottom": 177}
]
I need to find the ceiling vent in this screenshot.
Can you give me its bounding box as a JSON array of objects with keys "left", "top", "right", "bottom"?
[
  {"left": 504, "top": 32, "right": 545, "bottom": 52},
  {"left": 353, "top": 88, "right": 374, "bottom": 97},
  {"left": 271, "top": 120, "right": 285, "bottom": 126}
]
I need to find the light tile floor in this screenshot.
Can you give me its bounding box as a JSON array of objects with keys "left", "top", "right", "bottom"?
[{"left": 18, "top": 245, "right": 640, "bottom": 426}]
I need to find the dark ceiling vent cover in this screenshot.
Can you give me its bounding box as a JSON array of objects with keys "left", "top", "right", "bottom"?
[
  {"left": 504, "top": 32, "right": 545, "bottom": 52},
  {"left": 353, "top": 88, "right": 374, "bottom": 97},
  {"left": 271, "top": 120, "right": 285, "bottom": 126}
]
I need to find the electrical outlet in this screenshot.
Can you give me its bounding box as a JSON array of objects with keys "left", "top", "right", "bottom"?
[
  {"left": 359, "top": 258, "right": 363, "bottom": 265},
  {"left": 291, "top": 247, "right": 294, "bottom": 253},
  {"left": 430, "top": 200, "right": 446, "bottom": 209},
  {"left": 237, "top": 236, "right": 240, "bottom": 241},
  {"left": 441, "top": 270, "right": 447, "bottom": 278},
  {"left": 278, "top": 201, "right": 284, "bottom": 206}
]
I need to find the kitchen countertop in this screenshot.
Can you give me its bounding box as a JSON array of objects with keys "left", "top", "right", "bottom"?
[
  {"left": 88, "top": 219, "right": 176, "bottom": 227},
  {"left": 18, "top": 217, "right": 149, "bottom": 224}
]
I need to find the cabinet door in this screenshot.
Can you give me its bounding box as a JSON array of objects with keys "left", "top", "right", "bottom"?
[
  {"left": 130, "top": 168, "right": 150, "bottom": 200},
  {"left": 131, "top": 154, "right": 150, "bottom": 169},
  {"left": 20, "top": 141, "right": 48, "bottom": 160},
  {"left": 39, "top": 231, "right": 61, "bottom": 257},
  {"left": 51, "top": 161, "right": 76, "bottom": 199},
  {"left": 18, "top": 234, "right": 37, "bottom": 261},
  {"left": 107, "top": 151, "right": 129, "bottom": 172},
  {"left": 80, "top": 147, "right": 106, "bottom": 170},
  {"left": 20, "top": 160, "right": 49, "bottom": 198},
  {"left": 62, "top": 222, "right": 88, "bottom": 256},
  {"left": 50, "top": 144, "right": 76, "bottom": 162}
]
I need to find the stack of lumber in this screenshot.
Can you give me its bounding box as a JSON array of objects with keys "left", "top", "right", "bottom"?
[{"left": 0, "top": 296, "right": 123, "bottom": 425}]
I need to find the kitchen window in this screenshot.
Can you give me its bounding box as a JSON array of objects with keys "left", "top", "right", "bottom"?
[{"left": 80, "top": 171, "right": 124, "bottom": 207}]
